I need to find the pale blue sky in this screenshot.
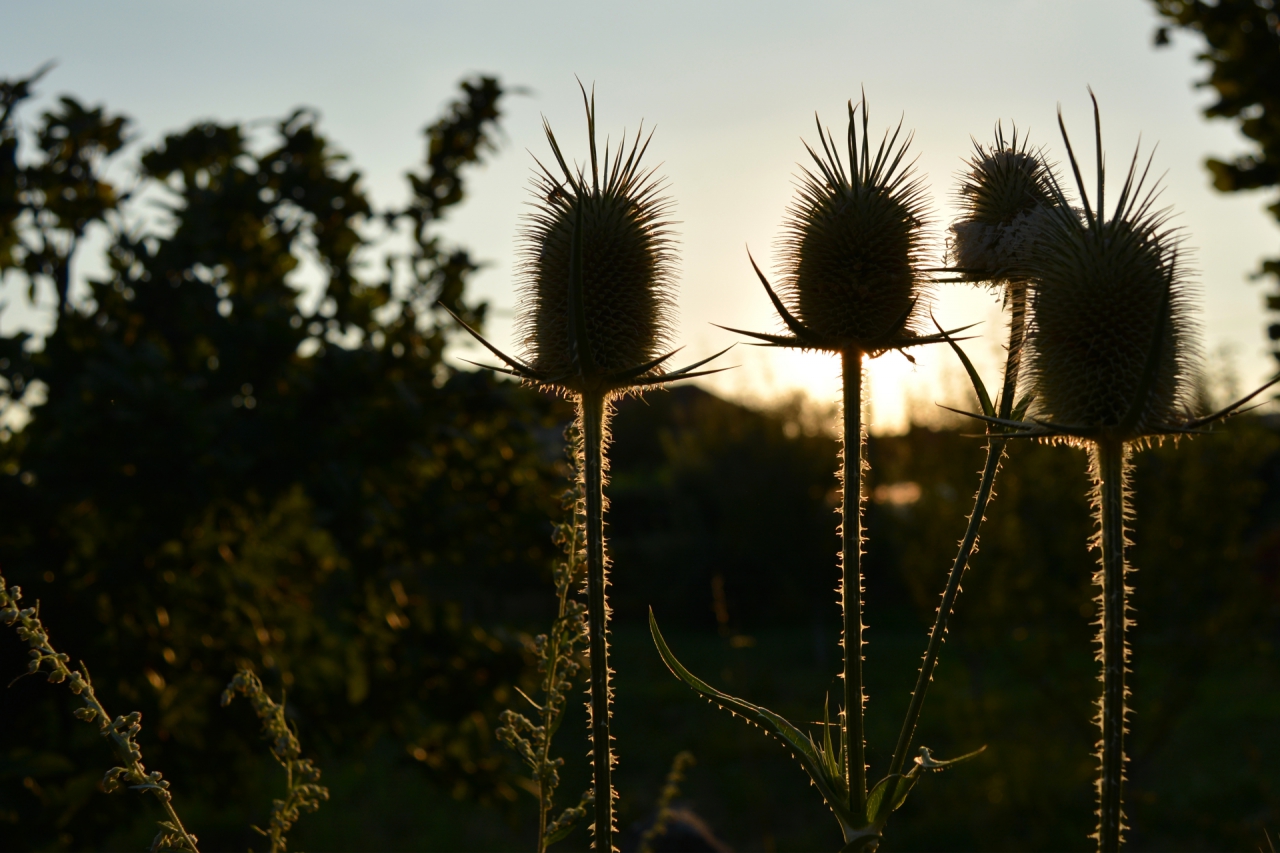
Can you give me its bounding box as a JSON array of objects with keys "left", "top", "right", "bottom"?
[{"left": 3, "top": 1, "right": 1275, "bottom": 430}]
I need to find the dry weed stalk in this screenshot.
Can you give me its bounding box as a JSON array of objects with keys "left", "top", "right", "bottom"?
[{"left": 0, "top": 573, "right": 199, "bottom": 853}]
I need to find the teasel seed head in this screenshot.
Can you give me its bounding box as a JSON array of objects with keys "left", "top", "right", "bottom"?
[
  {"left": 950, "top": 124, "right": 1059, "bottom": 286},
  {"left": 517, "top": 88, "right": 676, "bottom": 393},
  {"left": 1024, "top": 98, "right": 1199, "bottom": 443},
  {"left": 776, "top": 99, "right": 932, "bottom": 349}
]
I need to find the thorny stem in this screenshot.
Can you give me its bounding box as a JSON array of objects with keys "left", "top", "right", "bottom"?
[
  {"left": 582, "top": 390, "right": 615, "bottom": 851},
  {"left": 1095, "top": 438, "right": 1128, "bottom": 852},
  {"left": 840, "top": 348, "right": 867, "bottom": 819},
  {"left": 889, "top": 283, "right": 1027, "bottom": 777}
]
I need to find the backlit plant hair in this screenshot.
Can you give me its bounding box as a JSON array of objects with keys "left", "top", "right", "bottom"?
[
  {"left": 950, "top": 93, "right": 1278, "bottom": 852},
  {"left": 445, "top": 84, "right": 725, "bottom": 852},
  {"left": 652, "top": 98, "right": 980, "bottom": 851}
]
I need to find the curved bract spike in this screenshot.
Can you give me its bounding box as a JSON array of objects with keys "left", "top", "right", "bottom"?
[
  {"left": 655, "top": 345, "right": 735, "bottom": 378},
  {"left": 1184, "top": 372, "right": 1280, "bottom": 429},
  {"left": 606, "top": 345, "right": 735, "bottom": 391},
  {"left": 438, "top": 304, "right": 545, "bottom": 380},
  {"left": 624, "top": 367, "right": 731, "bottom": 389},
  {"left": 711, "top": 324, "right": 806, "bottom": 348},
  {"left": 747, "top": 249, "right": 814, "bottom": 341},
  {"left": 1057, "top": 104, "right": 1095, "bottom": 228},
  {"left": 935, "top": 404, "right": 1051, "bottom": 438},
  {"left": 457, "top": 358, "right": 526, "bottom": 378},
  {"left": 892, "top": 323, "right": 980, "bottom": 348},
  {"left": 607, "top": 347, "right": 684, "bottom": 383}
]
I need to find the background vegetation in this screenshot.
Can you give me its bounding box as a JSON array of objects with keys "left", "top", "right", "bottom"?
[{"left": 3, "top": 18, "right": 1280, "bottom": 849}]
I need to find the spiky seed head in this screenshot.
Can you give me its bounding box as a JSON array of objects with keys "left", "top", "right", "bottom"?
[
  {"left": 517, "top": 98, "right": 675, "bottom": 390},
  {"left": 778, "top": 100, "right": 931, "bottom": 346},
  {"left": 1025, "top": 109, "right": 1199, "bottom": 441},
  {"left": 950, "top": 125, "right": 1059, "bottom": 284}
]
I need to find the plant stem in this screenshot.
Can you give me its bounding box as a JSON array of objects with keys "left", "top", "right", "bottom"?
[
  {"left": 536, "top": 514, "right": 581, "bottom": 853},
  {"left": 840, "top": 348, "right": 867, "bottom": 818},
  {"left": 1095, "top": 438, "right": 1128, "bottom": 852},
  {"left": 581, "top": 390, "right": 614, "bottom": 852},
  {"left": 888, "top": 284, "right": 1026, "bottom": 777}
]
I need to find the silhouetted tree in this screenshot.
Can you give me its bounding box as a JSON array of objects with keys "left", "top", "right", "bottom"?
[
  {"left": 1152, "top": 0, "right": 1280, "bottom": 361},
  {"left": 0, "top": 68, "right": 566, "bottom": 849}
]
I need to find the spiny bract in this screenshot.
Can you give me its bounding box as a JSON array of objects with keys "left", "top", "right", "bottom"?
[
  {"left": 1025, "top": 109, "right": 1199, "bottom": 441},
  {"left": 951, "top": 125, "right": 1058, "bottom": 285},
  {"left": 517, "top": 95, "right": 676, "bottom": 389},
  {"left": 777, "top": 99, "right": 931, "bottom": 347}
]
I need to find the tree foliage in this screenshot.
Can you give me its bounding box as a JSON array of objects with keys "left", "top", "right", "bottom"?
[
  {"left": 0, "top": 69, "right": 566, "bottom": 849},
  {"left": 1151, "top": 0, "right": 1280, "bottom": 355}
]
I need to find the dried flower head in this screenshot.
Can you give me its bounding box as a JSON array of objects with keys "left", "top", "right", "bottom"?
[
  {"left": 950, "top": 125, "right": 1058, "bottom": 285},
  {"left": 1024, "top": 101, "right": 1199, "bottom": 442},
  {"left": 516, "top": 89, "right": 676, "bottom": 391},
  {"left": 775, "top": 99, "right": 931, "bottom": 348}
]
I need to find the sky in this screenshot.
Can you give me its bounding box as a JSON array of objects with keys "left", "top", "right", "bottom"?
[{"left": 3, "top": 0, "right": 1276, "bottom": 432}]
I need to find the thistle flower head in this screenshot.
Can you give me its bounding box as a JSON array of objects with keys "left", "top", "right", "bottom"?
[
  {"left": 1024, "top": 98, "right": 1199, "bottom": 442},
  {"left": 950, "top": 124, "right": 1058, "bottom": 285},
  {"left": 776, "top": 99, "right": 932, "bottom": 349},
  {"left": 517, "top": 88, "right": 676, "bottom": 392}
]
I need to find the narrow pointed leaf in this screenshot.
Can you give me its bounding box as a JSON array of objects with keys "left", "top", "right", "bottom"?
[
  {"left": 866, "top": 774, "right": 901, "bottom": 824},
  {"left": 889, "top": 773, "right": 920, "bottom": 812},
  {"left": 649, "top": 609, "right": 854, "bottom": 826}
]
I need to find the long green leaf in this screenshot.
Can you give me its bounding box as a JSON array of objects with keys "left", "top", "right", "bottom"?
[
  {"left": 648, "top": 609, "right": 854, "bottom": 828},
  {"left": 865, "top": 774, "right": 900, "bottom": 824}
]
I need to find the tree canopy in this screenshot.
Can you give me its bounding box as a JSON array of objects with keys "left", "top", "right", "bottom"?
[
  {"left": 0, "top": 69, "right": 568, "bottom": 849},
  {"left": 1152, "top": 0, "right": 1280, "bottom": 356}
]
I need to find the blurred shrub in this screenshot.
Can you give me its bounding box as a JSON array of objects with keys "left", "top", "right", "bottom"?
[
  {"left": 604, "top": 389, "right": 1280, "bottom": 850},
  {"left": 0, "top": 72, "right": 570, "bottom": 849}
]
